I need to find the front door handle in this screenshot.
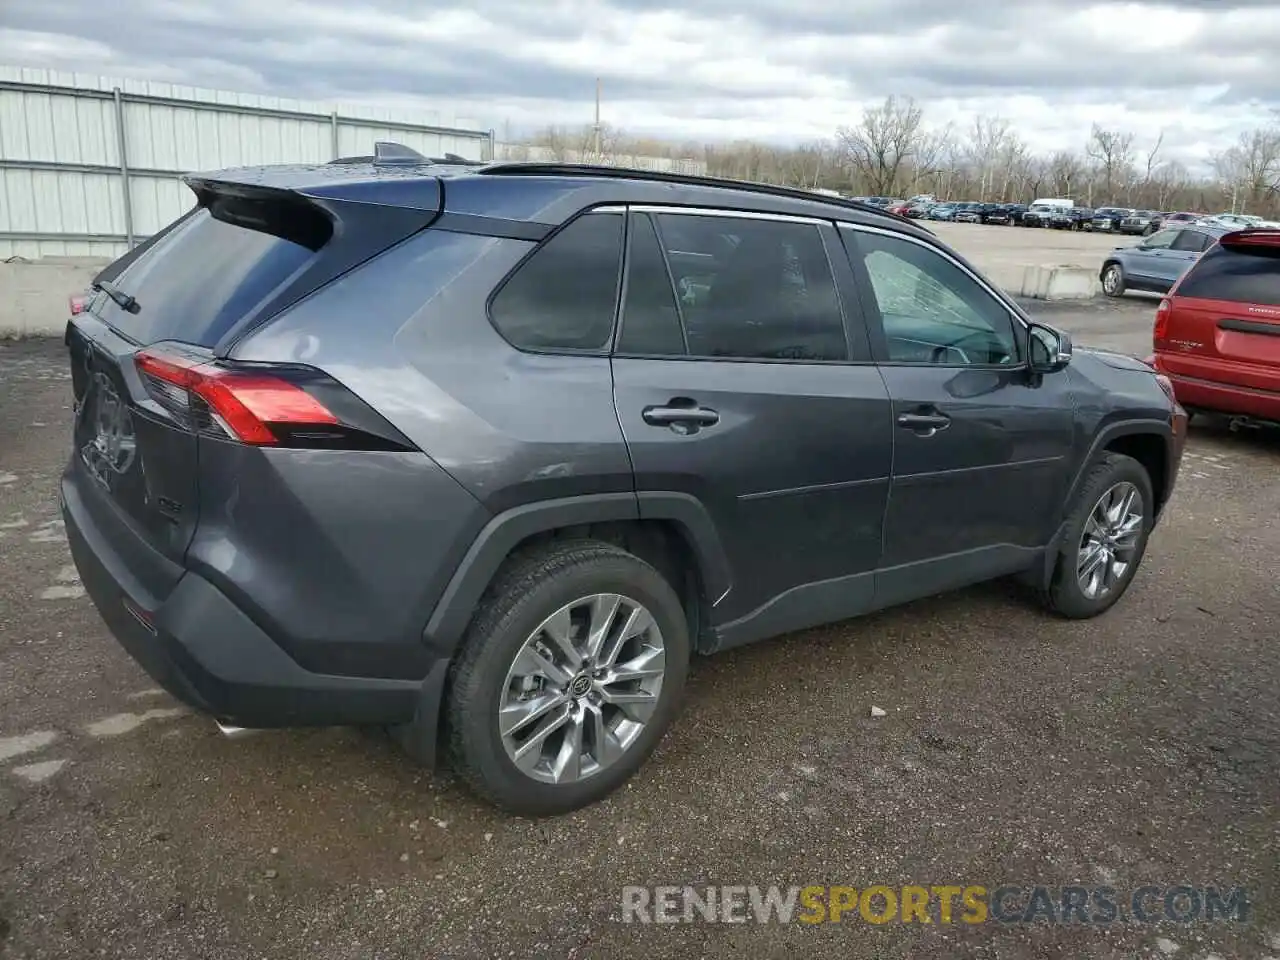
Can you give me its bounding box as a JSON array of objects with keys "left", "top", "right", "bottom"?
[
  {"left": 642, "top": 401, "right": 720, "bottom": 430},
  {"left": 897, "top": 411, "right": 951, "bottom": 435}
]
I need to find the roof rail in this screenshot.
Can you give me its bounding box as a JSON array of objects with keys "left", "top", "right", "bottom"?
[{"left": 478, "top": 162, "right": 920, "bottom": 226}]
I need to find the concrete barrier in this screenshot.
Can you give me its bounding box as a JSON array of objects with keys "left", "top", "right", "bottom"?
[
  {"left": 983, "top": 262, "right": 1100, "bottom": 301},
  {"left": 0, "top": 250, "right": 1100, "bottom": 341},
  {"left": 1, "top": 257, "right": 108, "bottom": 338}
]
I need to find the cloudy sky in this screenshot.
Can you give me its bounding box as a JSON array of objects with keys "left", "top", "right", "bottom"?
[{"left": 2, "top": 0, "right": 1278, "bottom": 166}]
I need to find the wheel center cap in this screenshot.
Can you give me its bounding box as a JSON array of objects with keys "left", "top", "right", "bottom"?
[{"left": 568, "top": 674, "right": 592, "bottom": 698}]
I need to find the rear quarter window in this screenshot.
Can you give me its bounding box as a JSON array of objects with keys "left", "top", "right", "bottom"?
[
  {"left": 94, "top": 199, "right": 330, "bottom": 347},
  {"left": 487, "top": 211, "right": 624, "bottom": 352},
  {"left": 1176, "top": 242, "right": 1280, "bottom": 306}
]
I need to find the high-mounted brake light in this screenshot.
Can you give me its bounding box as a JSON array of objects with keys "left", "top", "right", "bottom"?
[{"left": 135, "top": 349, "right": 338, "bottom": 446}]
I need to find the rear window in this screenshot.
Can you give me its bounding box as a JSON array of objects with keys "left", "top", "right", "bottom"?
[
  {"left": 1176, "top": 241, "right": 1280, "bottom": 307},
  {"left": 94, "top": 196, "right": 330, "bottom": 347}
]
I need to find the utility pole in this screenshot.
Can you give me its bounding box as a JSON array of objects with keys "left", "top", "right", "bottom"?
[{"left": 593, "top": 77, "right": 602, "bottom": 161}]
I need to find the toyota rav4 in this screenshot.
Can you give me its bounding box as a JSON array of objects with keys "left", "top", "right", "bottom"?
[{"left": 62, "top": 143, "right": 1187, "bottom": 815}]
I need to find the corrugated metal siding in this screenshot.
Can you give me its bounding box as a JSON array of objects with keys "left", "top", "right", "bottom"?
[{"left": 0, "top": 65, "right": 492, "bottom": 259}]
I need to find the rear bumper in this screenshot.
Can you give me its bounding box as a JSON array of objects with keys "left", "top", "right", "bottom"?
[
  {"left": 62, "top": 471, "right": 446, "bottom": 740},
  {"left": 1149, "top": 357, "right": 1280, "bottom": 423}
]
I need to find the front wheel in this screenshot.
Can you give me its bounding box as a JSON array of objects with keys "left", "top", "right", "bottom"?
[
  {"left": 1042, "top": 453, "right": 1154, "bottom": 619},
  {"left": 1101, "top": 263, "right": 1126, "bottom": 297},
  {"left": 445, "top": 540, "right": 690, "bottom": 815}
]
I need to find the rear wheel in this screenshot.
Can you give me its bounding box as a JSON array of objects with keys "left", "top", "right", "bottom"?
[
  {"left": 1101, "top": 263, "right": 1126, "bottom": 297},
  {"left": 1042, "top": 453, "right": 1154, "bottom": 619},
  {"left": 446, "top": 540, "right": 690, "bottom": 815}
]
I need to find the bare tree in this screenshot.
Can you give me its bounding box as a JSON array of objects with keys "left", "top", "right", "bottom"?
[
  {"left": 1152, "top": 159, "right": 1189, "bottom": 209},
  {"left": 836, "top": 95, "right": 926, "bottom": 196},
  {"left": 965, "top": 115, "right": 1012, "bottom": 200},
  {"left": 1212, "top": 127, "right": 1280, "bottom": 212},
  {"left": 1086, "top": 124, "right": 1136, "bottom": 205},
  {"left": 1048, "top": 150, "right": 1084, "bottom": 199},
  {"left": 911, "top": 124, "right": 954, "bottom": 196}
]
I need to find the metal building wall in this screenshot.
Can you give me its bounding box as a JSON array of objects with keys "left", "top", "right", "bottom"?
[{"left": 0, "top": 66, "right": 494, "bottom": 260}]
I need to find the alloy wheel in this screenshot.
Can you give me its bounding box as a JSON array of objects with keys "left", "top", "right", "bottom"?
[
  {"left": 1102, "top": 266, "right": 1121, "bottom": 295},
  {"left": 498, "top": 594, "right": 666, "bottom": 784},
  {"left": 1076, "top": 482, "right": 1145, "bottom": 600}
]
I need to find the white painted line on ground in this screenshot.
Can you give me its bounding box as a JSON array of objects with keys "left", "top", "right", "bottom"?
[
  {"left": 39, "top": 584, "right": 85, "bottom": 600},
  {"left": 126, "top": 688, "right": 167, "bottom": 700},
  {"left": 12, "top": 759, "right": 69, "bottom": 783},
  {"left": 85, "top": 708, "right": 187, "bottom": 737},
  {"left": 0, "top": 730, "right": 59, "bottom": 763}
]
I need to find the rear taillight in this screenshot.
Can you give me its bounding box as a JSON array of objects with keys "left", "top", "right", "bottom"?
[
  {"left": 69, "top": 293, "right": 88, "bottom": 315},
  {"left": 1153, "top": 298, "right": 1171, "bottom": 345},
  {"left": 134, "top": 347, "right": 413, "bottom": 451}
]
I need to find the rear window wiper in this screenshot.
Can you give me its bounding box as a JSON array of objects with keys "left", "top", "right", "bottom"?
[{"left": 92, "top": 279, "right": 141, "bottom": 314}]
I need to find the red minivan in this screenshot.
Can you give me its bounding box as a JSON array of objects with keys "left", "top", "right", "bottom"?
[{"left": 1148, "top": 229, "right": 1280, "bottom": 426}]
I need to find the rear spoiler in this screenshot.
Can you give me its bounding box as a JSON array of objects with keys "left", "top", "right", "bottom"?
[
  {"left": 1219, "top": 229, "right": 1280, "bottom": 250},
  {"left": 181, "top": 177, "right": 443, "bottom": 353}
]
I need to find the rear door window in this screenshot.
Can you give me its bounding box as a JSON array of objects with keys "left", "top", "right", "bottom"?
[
  {"left": 648, "top": 212, "right": 849, "bottom": 362},
  {"left": 1177, "top": 241, "right": 1280, "bottom": 306},
  {"left": 95, "top": 201, "right": 330, "bottom": 347},
  {"left": 1171, "top": 231, "right": 1211, "bottom": 253}
]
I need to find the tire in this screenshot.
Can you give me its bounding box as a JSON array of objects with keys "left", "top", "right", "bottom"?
[
  {"left": 1143, "top": 225, "right": 1155, "bottom": 237},
  {"left": 1101, "top": 263, "right": 1126, "bottom": 297},
  {"left": 445, "top": 540, "right": 690, "bottom": 816},
  {"left": 1042, "top": 452, "right": 1154, "bottom": 619}
]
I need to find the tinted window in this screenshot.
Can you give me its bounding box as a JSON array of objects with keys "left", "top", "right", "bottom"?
[
  {"left": 490, "top": 212, "right": 623, "bottom": 351},
  {"left": 651, "top": 213, "right": 848, "bottom": 361},
  {"left": 95, "top": 206, "right": 326, "bottom": 347},
  {"left": 617, "top": 214, "right": 686, "bottom": 356},
  {"left": 851, "top": 229, "right": 1020, "bottom": 365},
  {"left": 1171, "top": 230, "right": 1211, "bottom": 253},
  {"left": 1177, "top": 242, "right": 1280, "bottom": 306}
]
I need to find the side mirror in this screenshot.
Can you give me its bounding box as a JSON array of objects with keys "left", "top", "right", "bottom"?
[{"left": 1029, "top": 322, "right": 1072, "bottom": 373}]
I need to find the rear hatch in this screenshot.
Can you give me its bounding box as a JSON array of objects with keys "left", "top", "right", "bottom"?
[
  {"left": 64, "top": 167, "right": 440, "bottom": 598},
  {"left": 1155, "top": 229, "right": 1280, "bottom": 390}
]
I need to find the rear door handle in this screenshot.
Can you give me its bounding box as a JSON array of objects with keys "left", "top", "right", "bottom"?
[
  {"left": 642, "top": 402, "right": 720, "bottom": 428},
  {"left": 897, "top": 411, "right": 951, "bottom": 435}
]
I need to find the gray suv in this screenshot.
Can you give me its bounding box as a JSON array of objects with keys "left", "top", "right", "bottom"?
[{"left": 62, "top": 143, "right": 1188, "bottom": 815}]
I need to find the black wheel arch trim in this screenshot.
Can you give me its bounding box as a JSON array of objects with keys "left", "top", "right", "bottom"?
[
  {"left": 420, "top": 491, "right": 732, "bottom": 657},
  {"left": 1064, "top": 418, "right": 1171, "bottom": 520}
]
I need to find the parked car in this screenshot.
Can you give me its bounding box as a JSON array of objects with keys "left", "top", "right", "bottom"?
[
  {"left": 61, "top": 144, "right": 1187, "bottom": 814},
  {"left": 904, "top": 203, "right": 934, "bottom": 219},
  {"left": 1204, "top": 212, "right": 1280, "bottom": 230},
  {"left": 1091, "top": 208, "right": 1134, "bottom": 233},
  {"left": 1020, "top": 203, "right": 1062, "bottom": 227},
  {"left": 953, "top": 202, "right": 986, "bottom": 223},
  {"left": 1050, "top": 207, "right": 1093, "bottom": 230},
  {"left": 1004, "top": 203, "right": 1029, "bottom": 226},
  {"left": 886, "top": 201, "right": 913, "bottom": 216},
  {"left": 1099, "top": 224, "right": 1229, "bottom": 297},
  {"left": 981, "top": 203, "right": 1013, "bottom": 225},
  {"left": 927, "top": 202, "right": 959, "bottom": 220},
  {"left": 1160, "top": 212, "right": 1203, "bottom": 229},
  {"left": 1119, "top": 210, "right": 1162, "bottom": 236},
  {"left": 1148, "top": 228, "right": 1280, "bottom": 427}
]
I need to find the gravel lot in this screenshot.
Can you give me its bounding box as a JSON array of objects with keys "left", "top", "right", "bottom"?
[{"left": 2, "top": 298, "right": 1278, "bottom": 959}]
